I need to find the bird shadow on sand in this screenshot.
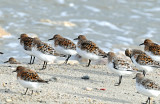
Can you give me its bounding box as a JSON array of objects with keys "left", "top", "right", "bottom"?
[
  {"left": 67, "top": 92, "right": 132, "bottom": 104},
  {"left": 0, "top": 88, "right": 18, "bottom": 94},
  {"left": 41, "top": 73, "right": 104, "bottom": 84},
  {"left": 70, "top": 67, "right": 118, "bottom": 77}
]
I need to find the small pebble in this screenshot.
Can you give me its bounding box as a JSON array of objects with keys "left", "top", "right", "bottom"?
[
  {"left": 85, "top": 87, "right": 92, "bottom": 91},
  {"left": 49, "top": 77, "right": 58, "bottom": 82},
  {"left": 6, "top": 99, "right": 12, "bottom": 102},
  {"left": 100, "top": 88, "right": 106, "bottom": 91},
  {"left": 81, "top": 76, "right": 90, "bottom": 80}
]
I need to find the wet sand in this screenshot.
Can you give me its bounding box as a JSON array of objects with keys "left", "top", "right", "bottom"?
[{"left": 0, "top": 61, "right": 160, "bottom": 104}]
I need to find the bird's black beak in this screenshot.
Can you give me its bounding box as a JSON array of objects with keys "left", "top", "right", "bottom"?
[
  {"left": 139, "top": 43, "right": 144, "bottom": 46},
  {"left": 18, "top": 38, "right": 20, "bottom": 39},
  {"left": 103, "top": 55, "right": 107, "bottom": 58},
  {"left": 132, "top": 76, "right": 136, "bottom": 79},
  {"left": 74, "top": 38, "right": 78, "bottom": 40},
  {"left": 48, "top": 38, "right": 54, "bottom": 41},
  {"left": 4, "top": 61, "right": 9, "bottom": 63},
  {"left": 12, "top": 70, "right": 16, "bottom": 73},
  {"left": 0, "top": 52, "right": 3, "bottom": 54}
]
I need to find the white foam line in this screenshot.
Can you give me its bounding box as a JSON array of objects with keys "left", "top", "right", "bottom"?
[
  {"left": 140, "top": 28, "right": 156, "bottom": 38},
  {"left": 70, "top": 19, "right": 124, "bottom": 32},
  {"left": 132, "top": 9, "right": 153, "bottom": 17},
  {"left": 56, "top": 0, "right": 65, "bottom": 4},
  {"left": 144, "top": 7, "right": 160, "bottom": 12},
  {"left": 116, "top": 36, "right": 133, "bottom": 44},
  {"left": 84, "top": 5, "right": 101, "bottom": 12}
]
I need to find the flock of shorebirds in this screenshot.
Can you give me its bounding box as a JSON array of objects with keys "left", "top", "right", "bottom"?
[{"left": 1, "top": 34, "right": 160, "bottom": 104}]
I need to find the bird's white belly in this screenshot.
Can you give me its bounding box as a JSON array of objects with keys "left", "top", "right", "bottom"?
[
  {"left": 145, "top": 51, "right": 160, "bottom": 62},
  {"left": 20, "top": 45, "right": 34, "bottom": 56},
  {"left": 131, "top": 57, "right": 154, "bottom": 72},
  {"left": 32, "top": 48, "right": 56, "bottom": 62},
  {"left": 108, "top": 63, "right": 133, "bottom": 76},
  {"left": 18, "top": 78, "right": 39, "bottom": 89},
  {"left": 55, "top": 46, "right": 77, "bottom": 55},
  {"left": 136, "top": 83, "right": 160, "bottom": 97},
  {"left": 76, "top": 48, "right": 100, "bottom": 60}
]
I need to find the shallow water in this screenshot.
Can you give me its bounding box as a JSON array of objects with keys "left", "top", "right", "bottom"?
[{"left": 0, "top": 0, "right": 160, "bottom": 61}]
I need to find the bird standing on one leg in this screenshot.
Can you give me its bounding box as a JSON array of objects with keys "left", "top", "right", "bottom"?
[
  {"left": 48, "top": 34, "right": 77, "bottom": 64},
  {"left": 106, "top": 52, "right": 136, "bottom": 86},
  {"left": 133, "top": 73, "right": 160, "bottom": 104},
  {"left": 74, "top": 35, "right": 107, "bottom": 67}
]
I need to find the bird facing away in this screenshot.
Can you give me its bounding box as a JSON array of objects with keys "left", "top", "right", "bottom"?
[
  {"left": 139, "top": 39, "right": 160, "bottom": 61},
  {"left": 74, "top": 35, "right": 107, "bottom": 67},
  {"left": 18, "top": 34, "right": 36, "bottom": 64},
  {"left": 4, "top": 57, "right": 21, "bottom": 64},
  {"left": 32, "top": 37, "right": 58, "bottom": 69},
  {"left": 48, "top": 34, "right": 77, "bottom": 64},
  {"left": 13, "top": 66, "right": 48, "bottom": 95},
  {"left": 133, "top": 73, "right": 160, "bottom": 104},
  {"left": 107, "top": 52, "right": 136, "bottom": 86},
  {"left": 125, "top": 49, "right": 160, "bottom": 76}
]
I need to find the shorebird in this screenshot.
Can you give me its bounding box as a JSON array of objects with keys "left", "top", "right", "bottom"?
[
  {"left": 4, "top": 57, "right": 21, "bottom": 64},
  {"left": 139, "top": 39, "right": 160, "bottom": 62},
  {"left": 18, "top": 34, "right": 36, "bottom": 64},
  {"left": 32, "top": 37, "right": 58, "bottom": 69},
  {"left": 106, "top": 52, "right": 136, "bottom": 86},
  {"left": 13, "top": 66, "right": 48, "bottom": 95},
  {"left": 125, "top": 49, "right": 160, "bottom": 76},
  {"left": 133, "top": 73, "right": 160, "bottom": 104},
  {"left": 74, "top": 35, "right": 107, "bottom": 67},
  {"left": 48, "top": 34, "right": 77, "bottom": 64}
]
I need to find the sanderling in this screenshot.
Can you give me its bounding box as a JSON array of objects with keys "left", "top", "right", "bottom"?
[
  {"left": 18, "top": 34, "right": 36, "bottom": 64},
  {"left": 32, "top": 37, "right": 58, "bottom": 69},
  {"left": 139, "top": 39, "right": 160, "bottom": 62},
  {"left": 12, "top": 66, "right": 48, "bottom": 95},
  {"left": 106, "top": 52, "right": 136, "bottom": 86},
  {"left": 4, "top": 57, "right": 21, "bottom": 64},
  {"left": 48, "top": 34, "right": 77, "bottom": 64},
  {"left": 125, "top": 49, "right": 160, "bottom": 76},
  {"left": 74, "top": 35, "right": 107, "bottom": 67},
  {"left": 133, "top": 73, "right": 160, "bottom": 104}
]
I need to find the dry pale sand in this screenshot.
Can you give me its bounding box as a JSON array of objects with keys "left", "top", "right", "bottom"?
[{"left": 0, "top": 61, "right": 160, "bottom": 104}]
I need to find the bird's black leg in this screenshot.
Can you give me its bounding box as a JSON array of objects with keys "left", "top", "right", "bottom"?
[
  {"left": 44, "top": 62, "right": 47, "bottom": 69},
  {"left": 87, "top": 59, "right": 91, "bottom": 67},
  {"left": 115, "top": 75, "right": 122, "bottom": 86},
  {"left": 32, "top": 57, "right": 35, "bottom": 64},
  {"left": 29, "top": 56, "right": 32, "bottom": 64},
  {"left": 42, "top": 61, "right": 46, "bottom": 70},
  {"left": 24, "top": 88, "right": 28, "bottom": 95},
  {"left": 143, "top": 70, "right": 146, "bottom": 76},
  {"left": 146, "top": 97, "right": 150, "bottom": 104},
  {"left": 31, "top": 90, "right": 33, "bottom": 95},
  {"left": 65, "top": 55, "right": 71, "bottom": 64}
]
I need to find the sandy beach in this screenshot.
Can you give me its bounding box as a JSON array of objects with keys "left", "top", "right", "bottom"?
[{"left": 0, "top": 60, "right": 160, "bottom": 104}]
